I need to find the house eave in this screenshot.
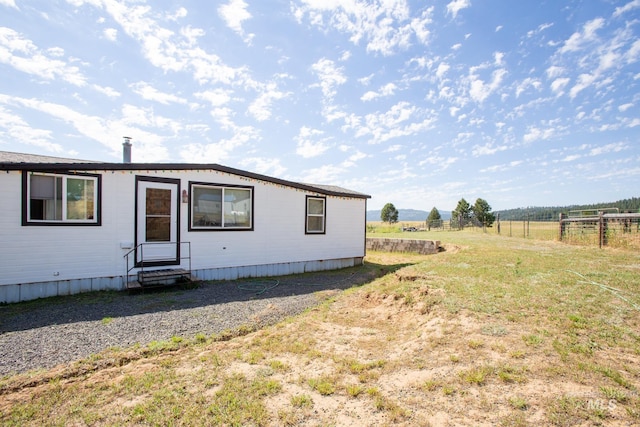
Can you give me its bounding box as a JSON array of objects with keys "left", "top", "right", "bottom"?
[{"left": 1, "top": 161, "right": 371, "bottom": 199}]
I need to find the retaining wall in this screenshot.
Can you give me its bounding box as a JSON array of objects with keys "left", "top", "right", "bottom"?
[{"left": 366, "top": 238, "right": 441, "bottom": 255}]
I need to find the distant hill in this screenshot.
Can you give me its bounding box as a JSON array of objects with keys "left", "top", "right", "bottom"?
[
  {"left": 366, "top": 196, "right": 639, "bottom": 223},
  {"left": 367, "top": 208, "right": 451, "bottom": 222},
  {"left": 494, "top": 197, "right": 640, "bottom": 220}
]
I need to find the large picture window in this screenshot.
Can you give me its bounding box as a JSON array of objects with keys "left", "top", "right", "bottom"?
[
  {"left": 306, "top": 196, "right": 326, "bottom": 234},
  {"left": 24, "top": 172, "right": 100, "bottom": 225},
  {"left": 190, "top": 182, "right": 253, "bottom": 230}
]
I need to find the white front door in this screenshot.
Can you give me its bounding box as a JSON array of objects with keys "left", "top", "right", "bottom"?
[{"left": 136, "top": 177, "right": 180, "bottom": 265}]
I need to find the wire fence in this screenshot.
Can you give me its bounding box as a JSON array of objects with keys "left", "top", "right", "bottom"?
[{"left": 418, "top": 211, "right": 640, "bottom": 250}]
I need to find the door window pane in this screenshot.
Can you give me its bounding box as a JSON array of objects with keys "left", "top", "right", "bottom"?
[
  {"left": 145, "top": 188, "right": 172, "bottom": 241},
  {"left": 146, "top": 217, "right": 171, "bottom": 241},
  {"left": 146, "top": 188, "right": 171, "bottom": 215}
]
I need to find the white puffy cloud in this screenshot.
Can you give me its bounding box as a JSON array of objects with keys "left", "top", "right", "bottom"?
[
  {"left": 472, "top": 142, "right": 509, "bottom": 156},
  {"left": 0, "top": 0, "right": 17, "bottom": 8},
  {"left": 130, "top": 81, "right": 187, "bottom": 105},
  {"left": 299, "top": 163, "right": 347, "bottom": 183},
  {"left": 527, "top": 23, "right": 553, "bottom": 38},
  {"left": 515, "top": 78, "right": 542, "bottom": 98},
  {"left": 92, "top": 84, "right": 120, "bottom": 98},
  {"left": 239, "top": 157, "right": 287, "bottom": 176},
  {"left": 353, "top": 101, "right": 436, "bottom": 144},
  {"left": 360, "top": 83, "right": 397, "bottom": 101},
  {"left": 480, "top": 160, "right": 523, "bottom": 173},
  {"left": 546, "top": 65, "right": 564, "bottom": 79},
  {"left": 89, "top": 1, "right": 256, "bottom": 87},
  {"left": 180, "top": 125, "right": 259, "bottom": 163},
  {"left": 194, "top": 89, "right": 232, "bottom": 107},
  {"left": 523, "top": 126, "right": 555, "bottom": 143},
  {"left": 292, "top": 0, "right": 433, "bottom": 55},
  {"left": 626, "top": 39, "right": 640, "bottom": 63},
  {"left": 218, "top": 0, "right": 254, "bottom": 44},
  {"left": 618, "top": 103, "right": 633, "bottom": 112},
  {"left": 0, "top": 27, "right": 88, "bottom": 86},
  {"left": 436, "top": 62, "right": 450, "bottom": 79},
  {"left": 613, "top": 0, "right": 640, "bottom": 17},
  {"left": 550, "top": 77, "right": 570, "bottom": 95},
  {"left": 295, "top": 126, "right": 331, "bottom": 158},
  {"left": 569, "top": 73, "right": 597, "bottom": 99},
  {"left": 468, "top": 68, "right": 507, "bottom": 103},
  {"left": 311, "top": 58, "right": 346, "bottom": 99},
  {"left": 446, "top": 0, "right": 471, "bottom": 19},
  {"left": 588, "top": 142, "right": 627, "bottom": 156},
  {"left": 248, "top": 83, "right": 289, "bottom": 121},
  {"left": 167, "top": 7, "right": 188, "bottom": 21},
  {"left": 559, "top": 18, "right": 604, "bottom": 54},
  {"left": 0, "top": 94, "right": 170, "bottom": 160},
  {"left": 103, "top": 28, "right": 117, "bottom": 41},
  {"left": 0, "top": 103, "right": 62, "bottom": 152}
]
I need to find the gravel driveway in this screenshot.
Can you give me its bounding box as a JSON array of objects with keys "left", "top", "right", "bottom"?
[{"left": 0, "top": 267, "right": 373, "bottom": 376}]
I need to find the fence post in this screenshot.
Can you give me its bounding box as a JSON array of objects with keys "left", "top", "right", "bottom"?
[
  {"left": 599, "top": 212, "right": 608, "bottom": 248},
  {"left": 558, "top": 213, "right": 565, "bottom": 241}
]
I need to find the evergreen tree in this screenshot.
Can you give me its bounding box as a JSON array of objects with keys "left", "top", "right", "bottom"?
[
  {"left": 452, "top": 198, "right": 471, "bottom": 229},
  {"left": 427, "top": 207, "right": 442, "bottom": 230},
  {"left": 472, "top": 198, "right": 496, "bottom": 227},
  {"left": 380, "top": 203, "right": 399, "bottom": 223}
]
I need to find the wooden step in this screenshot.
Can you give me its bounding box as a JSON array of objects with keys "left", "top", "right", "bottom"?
[
  {"left": 137, "top": 268, "right": 191, "bottom": 287},
  {"left": 126, "top": 280, "right": 143, "bottom": 290}
]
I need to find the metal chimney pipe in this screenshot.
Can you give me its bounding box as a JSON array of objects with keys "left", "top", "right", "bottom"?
[{"left": 122, "top": 137, "right": 132, "bottom": 163}]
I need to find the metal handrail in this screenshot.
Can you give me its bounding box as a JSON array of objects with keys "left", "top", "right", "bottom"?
[{"left": 123, "top": 241, "right": 191, "bottom": 287}]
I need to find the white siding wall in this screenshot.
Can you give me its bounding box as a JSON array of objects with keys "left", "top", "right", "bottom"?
[
  {"left": 0, "top": 171, "right": 136, "bottom": 286},
  {"left": 185, "top": 170, "right": 366, "bottom": 270},
  {"left": 0, "top": 169, "right": 366, "bottom": 297}
]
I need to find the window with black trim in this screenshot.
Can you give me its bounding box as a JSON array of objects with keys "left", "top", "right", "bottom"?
[
  {"left": 24, "top": 172, "right": 100, "bottom": 225},
  {"left": 306, "top": 196, "right": 326, "bottom": 234},
  {"left": 190, "top": 182, "right": 253, "bottom": 230}
]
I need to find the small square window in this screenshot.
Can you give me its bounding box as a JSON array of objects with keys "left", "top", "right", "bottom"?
[{"left": 306, "top": 196, "right": 326, "bottom": 234}]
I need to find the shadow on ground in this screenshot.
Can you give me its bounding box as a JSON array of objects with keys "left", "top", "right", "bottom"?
[{"left": 0, "top": 261, "right": 415, "bottom": 333}]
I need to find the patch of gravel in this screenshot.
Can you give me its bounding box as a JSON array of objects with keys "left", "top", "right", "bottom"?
[{"left": 0, "top": 268, "right": 374, "bottom": 376}]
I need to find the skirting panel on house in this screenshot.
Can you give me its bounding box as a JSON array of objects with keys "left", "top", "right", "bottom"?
[
  {"left": 0, "top": 257, "right": 364, "bottom": 304},
  {"left": 193, "top": 257, "right": 362, "bottom": 281},
  {"left": 0, "top": 277, "right": 124, "bottom": 304}
]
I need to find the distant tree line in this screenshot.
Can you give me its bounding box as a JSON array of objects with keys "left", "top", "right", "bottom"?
[
  {"left": 449, "top": 198, "right": 495, "bottom": 229},
  {"left": 494, "top": 197, "right": 640, "bottom": 221},
  {"left": 381, "top": 198, "right": 496, "bottom": 229},
  {"left": 426, "top": 198, "right": 495, "bottom": 230},
  {"left": 378, "top": 197, "right": 639, "bottom": 226}
]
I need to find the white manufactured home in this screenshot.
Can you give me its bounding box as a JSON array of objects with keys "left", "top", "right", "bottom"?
[{"left": 0, "top": 149, "right": 370, "bottom": 303}]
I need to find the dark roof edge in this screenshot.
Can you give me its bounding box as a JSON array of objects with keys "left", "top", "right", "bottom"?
[{"left": 1, "top": 162, "right": 371, "bottom": 199}]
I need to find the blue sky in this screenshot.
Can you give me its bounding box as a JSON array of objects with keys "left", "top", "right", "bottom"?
[{"left": 1, "top": 0, "right": 638, "bottom": 212}]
